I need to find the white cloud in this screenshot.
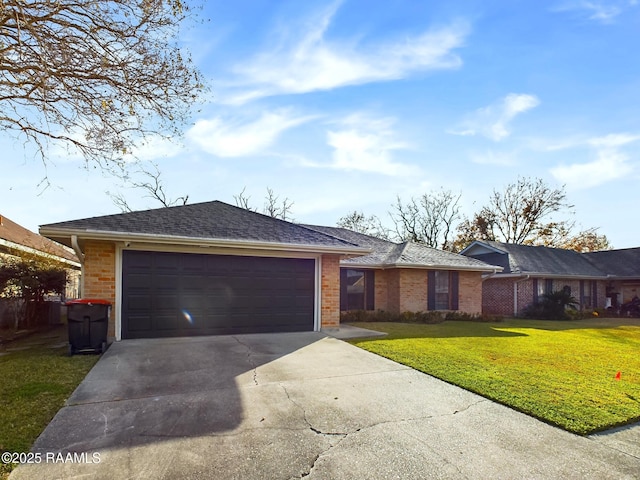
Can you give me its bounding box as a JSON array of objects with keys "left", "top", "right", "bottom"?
[
  {"left": 552, "top": 1, "right": 634, "bottom": 23},
  {"left": 326, "top": 115, "right": 416, "bottom": 176},
  {"left": 588, "top": 133, "right": 640, "bottom": 148},
  {"left": 302, "top": 114, "right": 416, "bottom": 176},
  {"left": 551, "top": 149, "right": 633, "bottom": 188},
  {"left": 451, "top": 93, "right": 540, "bottom": 141},
  {"left": 187, "top": 110, "right": 314, "bottom": 157},
  {"left": 469, "top": 150, "right": 517, "bottom": 166},
  {"left": 220, "top": 4, "right": 469, "bottom": 104},
  {"left": 550, "top": 132, "right": 639, "bottom": 188}
]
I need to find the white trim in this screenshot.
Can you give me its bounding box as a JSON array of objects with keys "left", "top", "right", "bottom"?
[
  {"left": 115, "top": 245, "right": 123, "bottom": 341},
  {"left": 315, "top": 256, "right": 322, "bottom": 332},
  {"left": 39, "top": 227, "right": 369, "bottom": 256},
  {"left": 340, "top": 262, "right": 501, "bottom": 273},
  {"left": 0, "top": 238, "right": 80, "bottom": 268}
]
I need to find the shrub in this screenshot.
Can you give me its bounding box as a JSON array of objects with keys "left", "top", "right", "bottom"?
[
  {"left": 522, "top": 289, "right": 578, "bottom": 320},
  {"left": 340, "top": 310, "right": 502, "bottom": 324}
]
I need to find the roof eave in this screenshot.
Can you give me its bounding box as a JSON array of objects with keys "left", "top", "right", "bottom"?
[
  {"left": 491, "top": 272, "right": 608, "bottom": 280},
  {"left": 39, "top": 227, "right": 371, "bottom": 256},
  {"left": 339, "top": 260, "right": 503, "bottom": 272}
]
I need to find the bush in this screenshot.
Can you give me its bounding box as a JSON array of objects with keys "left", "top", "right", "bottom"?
[
  {"left": 340, "top": 310, "right": 503, "bottom": 324},
  {"left": 522, "top": 289, "right": 578, "bottom": 320}
]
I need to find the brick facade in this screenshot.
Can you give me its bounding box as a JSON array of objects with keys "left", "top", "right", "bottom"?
[
  {"left": 371, "top": 268, "right": 484, "bottom": 315},
  {"left": 458, "top": 271, "right": 483, "bottom": 314},
  {"left": 483, "top": 276, "right": 610, "bottom": 316},
  {"left": 320, "top": 254, "right": 341, "bottom": 328},
  {"left": 82, "top": 240, "right": 117, "bottom": 338}
]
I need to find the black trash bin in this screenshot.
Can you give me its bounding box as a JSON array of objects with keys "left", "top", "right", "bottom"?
[{"left": 66, "top": 299, "right": 111, "bottom": 355}]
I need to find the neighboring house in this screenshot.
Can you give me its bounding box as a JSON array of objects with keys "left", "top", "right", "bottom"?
[
  {"left": 0, "top": 213, "right": 81, "bottom": 299},
  {"left": 460, "top": 240, "right": 638, "bottom": 316},
  {"left": 303, "top": 225, "right": 501, "bottom": 315},
  {"left": 583, "top": 248, "right": 640, "bottom": 309},
  {"left": 39, "top": 201, "right": 500, "bottom": 342}
]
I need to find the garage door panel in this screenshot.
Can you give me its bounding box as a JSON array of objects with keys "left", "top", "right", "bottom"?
[{"left": 122, "top": 251, "right": 315, "bottom": 339}]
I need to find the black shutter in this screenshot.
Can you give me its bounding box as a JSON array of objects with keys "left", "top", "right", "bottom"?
[
  {"left": 450, "top": 271, "right": 459, "bottom": 310},
  {"left": 593, "top": 282, "right": 598, "bottom": 308},
  {"left": 427, "top": 271, "right": 436, "bottom": 311},
  {"left": 579, "top": 280, "right": 585, "bottom": 308},
  {"left": 533, "top": 279, "right": 539, "bottom": 303},
  {"left": 365, "top": 270, "right": 375, "bottom": 311},
  {"left": 340, "top": 269, "right": 348, "bottom": 311}
]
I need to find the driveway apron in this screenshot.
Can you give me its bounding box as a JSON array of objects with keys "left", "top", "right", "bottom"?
[{"left": 10, "top": 331, "right": 640, "bottom": 479}]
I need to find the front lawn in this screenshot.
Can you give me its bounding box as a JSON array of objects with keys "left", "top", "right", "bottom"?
[
  {"left": 349, "top": 318, "right": 640, "bottom": 435},
  {"left": 0, "top": 326, "right": 99, "bottom": 478}
]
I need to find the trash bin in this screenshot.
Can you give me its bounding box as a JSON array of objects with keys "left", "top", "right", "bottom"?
[{"left": 66, "top": 299, "right": 111, "bottom": 355}]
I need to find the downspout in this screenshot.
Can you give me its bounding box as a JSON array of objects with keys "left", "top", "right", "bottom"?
[
  {"left": 481, "top": 268, "right": 500, "bottom": 281},
  {"left": 513, "top": 275, "right": 531, "bottom": 317},
  {"left": 71, "top": 235, "right": 85, "bottom": 297}
]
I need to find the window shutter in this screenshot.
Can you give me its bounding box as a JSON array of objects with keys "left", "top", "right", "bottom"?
[
  {"left": 533, "top": 279, "right": 539, "bottom": 303},
  {"left": 365, "top": 270, "right": 375, "bottom": 311},
  {"left": 339, "top": 269, "right": 348, "bottom": 311},
  {"left": 450, "top": 271, "right": 459, "bottom": 310},
  {"left": 593, "top": 282, "right": 598, "bottom": 308},
  {"left": 579, "top": 280, "right": 585, "bottom": 307},
  {"left": 427, "top": 271, "right": 436, "bottom": 311}
]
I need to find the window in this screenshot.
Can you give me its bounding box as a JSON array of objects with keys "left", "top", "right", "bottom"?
[
  {"left": 434, "top": 271, "right": 450, "bottom": 310},
  {"left": 582, "top": 280, "right": 592, "bottom": 309},
  {"left": 340, "top": 269, "right": 375, "bottom": 311},
  {"left": 428, "top": 271, "right": 459, "bottom": 311}
]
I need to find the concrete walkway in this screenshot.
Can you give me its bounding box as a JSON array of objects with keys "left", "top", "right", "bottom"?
[{"left": 10, "top": 331, "right": 640, "bottom": 479}]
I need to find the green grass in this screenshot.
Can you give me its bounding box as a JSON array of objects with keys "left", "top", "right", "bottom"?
[
  {"left": 0, "top": 326, "right": 99, "bottom": 478},
  {"left": 349, "top": 318, "right": 640, "bottom": 435}
]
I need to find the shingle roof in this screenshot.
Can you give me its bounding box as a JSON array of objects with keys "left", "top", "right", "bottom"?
[
  {"left": 463, "top": 240, "right": 607, "bottom": 277},
  {"left": 584, "top": 248, "right": 640, "bottom": 278},
  {"left": 40, "top": 201, "right": 362, "bottom": 251},
  {"left": 300, "top": 225, "right": 396, "bottom": 265},
  {"left": 0, "top": 214, "right": 79, "bottom": 264},
  {"left": 303, "top": 225, "right": 499, "bottom": 271}
]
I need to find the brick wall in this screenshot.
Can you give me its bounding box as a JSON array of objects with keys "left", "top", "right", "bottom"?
[
  {"left": 82, "top": 240, "right": 117, "bottom": 337},
  {"left": 376, "top": 268, "right": 484, "bottom": 315},
  {"left": 386, "top": 269, "right": 401, "bottom": 313},
  {"left": 321, "top": 254, "right": 341, "bottom": 328},
  {"left": 458, "top": 271, "right": 483, "bottom": 314},
  {"left": 482, "top": 278, "right": 514, "bottom": 315},
  {"left": 398, "top": 269, "right": 428, "bottom": 312},
  {"left": 374, "top": 269, "right": 389, "bottom": 312}
]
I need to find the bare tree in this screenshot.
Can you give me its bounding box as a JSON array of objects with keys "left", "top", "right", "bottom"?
[
  {"left": 1, "top": 0, "right": 205, "bottom": 174},
  {"left": 233, "top": 187, "right": 254, "bottom": 211},
  {"left": 481, "top": 177, "right": 572, "bottom": 244},
  {"left": 234, "top": 187, "right": 294, "bottom": 220},
  {"left": 391, "top": 189, "right": 462, "bottom": 250},
  {"left": 554, "top": 228, "right": 612, "bottom": 252},
  {"left": 453, "top": 177, "right": 580, "bottom": 250},
  {"left": 107, "top": 162, "right": 189, "bottom": 212},
  {"left": 263, "top": 188, "right": 294, "bottom": 221},
  {"left": 336, "top": 211, "right": 391, "bottom": 240}
]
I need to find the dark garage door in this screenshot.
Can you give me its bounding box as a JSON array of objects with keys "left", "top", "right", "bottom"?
[{"left": 122, "top": 250, "right": 315, "bottom": 339}]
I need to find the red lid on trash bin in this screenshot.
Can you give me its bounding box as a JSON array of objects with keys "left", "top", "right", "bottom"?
[{"left": 65, "top": 298, "right": 112, "bottom": 306}]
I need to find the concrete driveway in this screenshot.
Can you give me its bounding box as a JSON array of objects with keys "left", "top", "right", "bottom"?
[{"left": 10, "top": 328, "right": 640, "bottom": 479}]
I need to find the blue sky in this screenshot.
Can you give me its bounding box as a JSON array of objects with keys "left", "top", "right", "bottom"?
[{"left": 3, "top": 0, "right": 640, "bottom": 248}]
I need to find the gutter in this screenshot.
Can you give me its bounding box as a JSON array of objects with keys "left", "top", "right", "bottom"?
[
  {"left": 0, "top": 238, "right": 81, "bottom": 268},
  {"left": 481, "top": 267, "right": 500, "bottom": 281},
  {"left": 39, "top": 228, "right": 371, "bottom": 257},
  {"left": 513, "top": 275, "right": 531, "bottom": 317}
]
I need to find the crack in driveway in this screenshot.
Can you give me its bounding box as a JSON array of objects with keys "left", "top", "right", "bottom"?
[{"left": 232, "top": 335, "right": 259, "bottom": 386}]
